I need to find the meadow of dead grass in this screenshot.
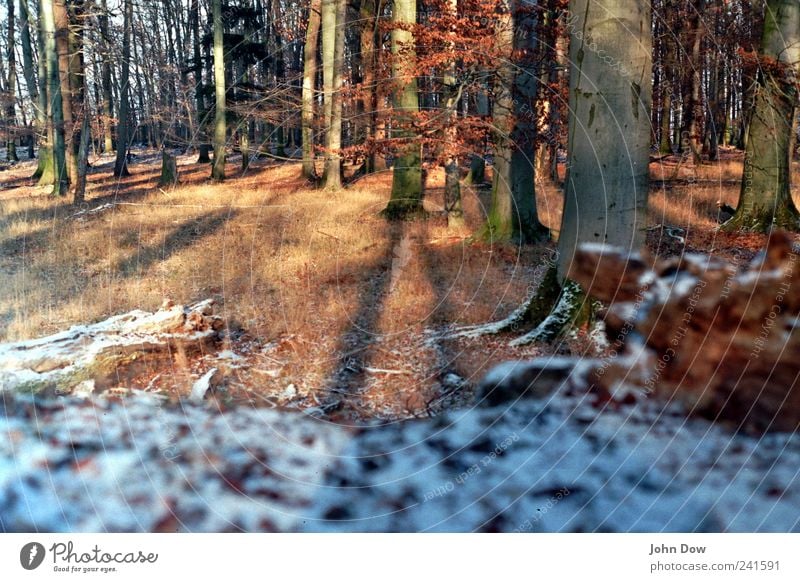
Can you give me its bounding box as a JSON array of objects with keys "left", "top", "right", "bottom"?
[{"left": 0, "top": 147, "right": 795, "bottom": 418}]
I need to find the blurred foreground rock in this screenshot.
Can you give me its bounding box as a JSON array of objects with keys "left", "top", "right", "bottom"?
[{"left": 479, "top": 231, "right": 800, "bottom": 434}]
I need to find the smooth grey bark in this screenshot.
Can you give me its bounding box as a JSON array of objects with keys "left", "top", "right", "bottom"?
[
  {"left": 302, "top": 0, "right": 322, "bottom": 179},
  {"left": 323, "top": 0, "right": 346, "bottom": 189},
  {"left": 382, "top": 0, "right": 424, "bottom": 219},
  {"left": 113, "top": 0, "right": 132, "bottom": 177},
  {"left": 41, "top": 0, "right": 68, "bottom": 195},
  {"left": 211, "top": 0, "right": 226, "bottom": 181},
  {"left": 723, "top": 0, "right": 800, "bottom": 232},
  {"left": 557, "top": 0, "right": 653, "bottom": 280}
]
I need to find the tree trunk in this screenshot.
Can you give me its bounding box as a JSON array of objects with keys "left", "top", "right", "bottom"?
[
  {"left": 723, "top": 0, "right": 800, "bottom": 232},
  {"left": 323, "top": 0, "right": 346, "bottom": 189},
  {"left": 159, "top": 150, "right": 179, "bottom": 187},
  {"left": 99, "top": 0, "right": 114, "bottom": 153},
  {"left": 6, "top": 0, "right": 19, "bottom": 162},
  {"left": 302, "top": 0, "right": 322, "bottom": 179},
  {"left": 382, "top": 0, "right": 424, "bottom": 220},
  {"left": 442, "top": 0, "right": 462, "bottom": 227},
  {"left": 41, "top": 0, "right": 68, "bottom": 195},
  {"left": 211, "top": 0, "right": 226, "bottom": 181},
  {"left": 557, "top": 0, "right": 652, "bottom": 280},
  {"left": 52, "top": 0, "right": 77, "bottom": 185},
  {"left": 32, "top": 0, "right": 54, "bottom": 183},
  {"left": 191, "top": 0, "right": 210, "bottom": 163},
  {"left": 485, "top": 0, "right": 548, "bottom": 243},
  {"left": 113, "top": 0, "right": 132, "bottom": 177}
]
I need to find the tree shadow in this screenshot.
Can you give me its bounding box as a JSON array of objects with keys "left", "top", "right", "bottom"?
[
  {"left": 417, "top": 223, "right": 467, "bottom": 394},
  {"left": 318, "top": 222, "right": 404, "bottom": 416},
  {"left": 111, "top": 209, "right": 237, "bottom": 280}
]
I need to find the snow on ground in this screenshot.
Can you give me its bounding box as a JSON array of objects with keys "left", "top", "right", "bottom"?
[{"left": 1, "top": 384, "right": 798, "bottom": 532}]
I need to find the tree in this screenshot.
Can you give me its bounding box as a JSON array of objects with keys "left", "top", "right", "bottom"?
[
  {"left": 484, "top": 0, "right": 548, "bottom": 243},
  {"left": 382, "top": 0, "right": 424, "bottom": 219},
  {"left": 5, "top": 0, "right": 18, "bottom": 162},
  {"left": 113, "top": 0, "right": 133, "bottom": 177},
  {"left": 556, "top": 0, "right": 653, "bottom": 279},
  {"left": 722, "top": 0, "right": 800, "bottom": 232},
  {"left": 41, "top": 0, "right": 68, "bottom": 195},
  {"left": 191, "top": 0, "right": 211, "bottom": 163},
  {"left": 98, "top": 0, "right": 114, "bottom": 154},
  {"left": 52, "top": 0, "right": 77, "bottom": 185},
  {"left": 19, "top": 0, "right": 44, "bottom": 166},
  {"left": 322, "top": 0, "right": 346, "bottom": 189},
  {"left": 301, "top": 0, "right": 322, "bottom": 180},
  {"left": 441, "top": 0, "right": 463, "bottom": 227},
  {"left": 507, "top": 0, "right": 653, "bottom": 345},
  {"left": 211, "top": 0, "right": 226, "bottom": 181}
]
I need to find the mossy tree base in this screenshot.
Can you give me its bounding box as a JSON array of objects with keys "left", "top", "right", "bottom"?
[
  {"left": 33, "top": 147, "right": 54, "bottom": 185},
  {"left": 511, "top": 276, "right": 595, "bottom": 346},
  {"left": 721, "top": 204, "right": 800, "bottom": 233},
  {"left": 380, "top": 199, "right": 428, "bottom": 221}
]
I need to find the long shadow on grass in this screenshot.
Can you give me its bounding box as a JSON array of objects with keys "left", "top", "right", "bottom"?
[
  {"left": 111, "top": 209, "right": 237, "bottom": 280},
  {"left": 417, "top": 223, "right": 468, "bottom": 400},
  {"left": 319, "top": 222, "right": 404, "bottom": 416}
]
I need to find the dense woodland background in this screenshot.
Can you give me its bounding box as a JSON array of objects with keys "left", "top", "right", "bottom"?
[
  {"left": 0, "top": 0, "right": 797, "bottom": 227},
  {"left": 1, "top": 0, "right": 800, "bottom": 414},
  {"left": 2, "top": 1, "right": 800, "bottom": 534}
]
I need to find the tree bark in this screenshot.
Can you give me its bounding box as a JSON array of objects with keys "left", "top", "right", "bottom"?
[
  {"left": 99, "top": 0, "right": 114, "bottom": 153},
  {"left": 557, "top": 0, "right": 652, "bottom": 280},
  {"left": 52, "top": 0, "right": 77, "bottom": 185},
  {"left": 113, "top": 0, "right": 132, "bottom": 177},
  {"left": 323, "top": 0, "right": 346, "bottom": 189},
  {"left": 211, "top": 0, "right": 226, "bottom": 181},
  {"left": 6, "top": 0, "right": 19, "bottom": 162},
  {"left": 722, "top": 0, "right": 800, "bottom": 232},
  {"left": 302, "top": 0, "right": 322, "bottom": 179},
  {"left": 382, "top": 0, "right": 424, "bottom": 219},
  {"left": 191, "top": 0, "right": 210, "bottom": 163},
  {"left": 485, "top": 0, "right": 548, "bottom": 243},
  {"left": 41, "top": 0, "right": 68, "bottom": 195}
]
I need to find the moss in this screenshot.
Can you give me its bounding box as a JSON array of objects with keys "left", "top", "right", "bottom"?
[
  {"left": 33, "top": 146, "right": 54, "bottom": 185},
  {"left": 523, "top": 264, "right": 562, "bottom": 327}
]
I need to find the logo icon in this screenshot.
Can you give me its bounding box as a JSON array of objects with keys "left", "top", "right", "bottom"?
[{"left": 20, "top": 542, "right": 46, "bottom": 570}]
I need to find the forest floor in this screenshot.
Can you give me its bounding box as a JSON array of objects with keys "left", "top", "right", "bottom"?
[
  {"left": 3, "top": 148, "right": 800, "bottom": 533},
  {"left": 0, "top": 147, "right": 794, "bottom": 420}
]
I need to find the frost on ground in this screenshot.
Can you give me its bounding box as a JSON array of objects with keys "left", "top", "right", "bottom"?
[
  {"left": 2, "top": 237, "right": 799, "bottom": 532},
  {"left": 0, "top": 300, "right": 222, "bottom": 395},
  {"left": 1, "top": 385, "right": 798, "bottom": 532}
]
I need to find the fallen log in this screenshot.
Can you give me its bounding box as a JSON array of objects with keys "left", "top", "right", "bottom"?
[{"left": 0, "top": 300, "right": 223, "bottom": 396}]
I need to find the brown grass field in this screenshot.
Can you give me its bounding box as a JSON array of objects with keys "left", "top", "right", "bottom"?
[{"left": 1, "top": 148, "right": 797, "bottom": 419}]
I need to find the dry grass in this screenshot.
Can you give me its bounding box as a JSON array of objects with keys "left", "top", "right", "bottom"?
[
  {"left": 1, "top": 147, "right": 797, "bottom": 418},
  {"left": 0, "top": 151, "right": 546, "bottom": 417}
]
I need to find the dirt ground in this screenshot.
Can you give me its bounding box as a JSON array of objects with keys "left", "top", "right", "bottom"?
[{"left": 0, "top": 147, "right": 795, "bottom": 420}]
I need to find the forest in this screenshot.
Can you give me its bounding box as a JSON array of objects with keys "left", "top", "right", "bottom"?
[{"left": 0, "top": 0, "right": 799, "bottom": 533}]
